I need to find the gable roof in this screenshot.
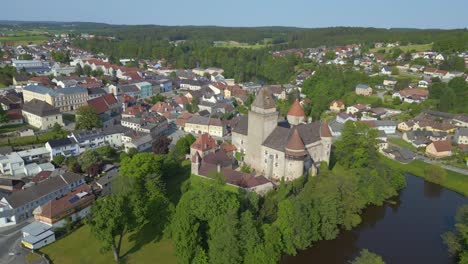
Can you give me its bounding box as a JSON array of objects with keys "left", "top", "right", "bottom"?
[
  {"left": 431, "top": 140, "right": 452, "bottom": 152},
  {"left": 86, "top": 94, "right": 118, "bottom": 114},
  {"left": 191, "top": 133, "right": 217, "bottom": 151},
  {"left": 22, "top": 99, "right": 60, "bottom": 117}
]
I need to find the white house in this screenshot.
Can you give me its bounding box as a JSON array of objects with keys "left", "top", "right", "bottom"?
[
  {"left": 21, "top": 221, "right": 55, "bottom": 249},
  {"left": 45, "top": 138, "right": 80, "bottom": 159}
]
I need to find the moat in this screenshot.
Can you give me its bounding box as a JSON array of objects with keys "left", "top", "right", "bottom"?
[{"left": 282, "top": 174, "right": 467, "bottom": 264}]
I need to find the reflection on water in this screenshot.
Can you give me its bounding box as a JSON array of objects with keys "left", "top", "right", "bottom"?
[
  {"left": 424, "top": 180, "right": 444, "bottom": 198},
  {"left": 281, "top": 174, "right": 467, "bottom": 264}
]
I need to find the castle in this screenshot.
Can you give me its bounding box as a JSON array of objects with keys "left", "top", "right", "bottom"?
[{"left": 231, "top": 87, "right": 332, "bottom": 181}]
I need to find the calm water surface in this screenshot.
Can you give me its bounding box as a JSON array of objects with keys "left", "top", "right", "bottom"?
[{"left": 282, "top": 174, "right": 467, "bottom": 264}]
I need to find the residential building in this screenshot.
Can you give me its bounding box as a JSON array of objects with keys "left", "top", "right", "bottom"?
[
  {"left": 454, "top": 128, "right": 468, "bottom": 145},
  {"left": 0, "top": 172, "right": 85, "bottom": 227},
  {"left": 426, "top": 140, "right": 452, "bottom": 158},
  {"left": 22, "top": 99, "right": 63, "bottom": 130},
  {"left": 134, "top": 82, "right": 153, "bottom": 99},
  {"left": 121, "top": 112, "right": 168, "bottom": 138},
  {"left": 69, "top": 125, "right": 129, "bottom": 153},
  {"left": 184, "top": 116, "right": 226, "bottom": 138},
  {"left": 329, "top": 100, "right": 345, "bottom": 113},
  {"left": 45, "top": 138, "right": 80, "bottom": 158},
  {"left": 190, "top": 133, "right": 217, "bottom": 157},
  {"left": 33, "top": 184, "right": 94, "bottom": 228},
  {"left": 392, "top": 88, "right": 429, "bottom": 104},
  {"left": 355, "top": 84, "right": 372, "bottom": 96}
]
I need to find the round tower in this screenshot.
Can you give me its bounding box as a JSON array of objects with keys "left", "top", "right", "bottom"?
[
  {"left": 284, "top": 127, "right": 307, "bottom": 181},
  {"left": 287, "top": 99, "right": 306, "bottom": 126}
]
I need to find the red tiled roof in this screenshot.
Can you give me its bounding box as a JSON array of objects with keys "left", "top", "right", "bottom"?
[
  {"left": 175, "top": 95, "right": 190, "bottom": 105},
  {"left": 191, "top": 133, "right": 217, "bottom": 151},
  {"left": 431, "top": 140, "right": 452, "bottom": 152},
  {"left": 399, "top": 88, "right": 429, "bottom": 97},
  {"left": 121, "top": 94, "right": 136, "bottom": 103},
  {"left": 285, "top": 128, "right": 307, "bottom": 156},
  {"left": 320, "top": 122, "right": 332, "bottom": 137},
  {"left": 151, "top": 101, "right": 174, "bottom": 113},
  {"left": 37, "top": 185, "right": 95, "bottom": 220},
  {"left": 86, "top": 94, "right": 117, "bottom": 114},
  {"left": 221, "top": 142, "right": 237, "bottom": 153},
  {"left": 288, "top": 99, "right": 306, "bottom": 117},
  {"left": 31, "top": 171, "right": 52, "bottom": 183},
  {"left": 123, "top": 105, "right": 145, "bottom": 116}
]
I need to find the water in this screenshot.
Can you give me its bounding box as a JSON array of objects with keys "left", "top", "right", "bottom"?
[{"left": 282, "top": 174, "right": 467, "bottom": 264}]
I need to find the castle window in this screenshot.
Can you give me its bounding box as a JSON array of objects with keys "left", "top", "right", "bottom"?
[
  {"left": 275, "top": 154, "right": 278, "bottom": 159},
  {"left": 265, "top": 151, "right": 267, "bottom": 155},
  {"left": 275, "top": 163, "right": 278, "bottom": 167},
  {"left": 264, "top": 159, "right": 267, "bottom": 163}
]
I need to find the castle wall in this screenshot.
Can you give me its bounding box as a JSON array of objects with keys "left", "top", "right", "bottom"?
[{"left": 260, "top": 146, "right": 286, "bottom": 180}]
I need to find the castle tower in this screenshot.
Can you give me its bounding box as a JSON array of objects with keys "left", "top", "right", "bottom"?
[
  {"left": 284, "top": 128, "right": 307, "bottom": 180},
  {"left": 287, "top": 99, "right": 306, "bottom": 126},
  {"left": 246, "top": 87, "right": 278, "bottom": 172},
  {"left": 191, "top": 152, "right": 202, "bottom": 175}
]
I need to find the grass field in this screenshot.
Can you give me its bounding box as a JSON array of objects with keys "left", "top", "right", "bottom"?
[
  {"left": 0, "top": 34, "right": 51, "bottom": 45},
  {"left": 380, "top": 155, "right": 468, "bottom": 196},
  {"left": 388, "top": 138, "right": 418, "bottom": 152},
  {"left": 370, "top": 43, "right": 433, "bottom": 53},
  {"left": 40, "top": 225, "right": 177, "bottom": 264},
  {"left": 0, "top": 130, "right": 66, "bottom": 147}
]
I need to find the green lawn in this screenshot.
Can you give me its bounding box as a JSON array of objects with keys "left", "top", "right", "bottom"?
[
  {"left": 380, "top": 156, "right": 468, "bottom": 196},
  {"left": 388, "top": 138, "right": 418, "bottom": 152},
  {"left": 0, "top": 34, "right": 51, "bottom": 45},
  {"left": 40, "top": 225, "right": 177, "bottom": 264},
  {"left": 213, "top": 40, "right": 266, "bottom": 49},
  {"left": 370, "top": 43, "right": 433, "bottom": 53},
  {"left": 0, "top": 130, "right": 66, "bottom": 147},
  {"left": 0, "top": 124, "right": 26, "bottom": 134}
]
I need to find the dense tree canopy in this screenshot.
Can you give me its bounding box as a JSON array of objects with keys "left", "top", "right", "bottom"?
[
  {"left": 442, "top": 204, "right": 468, "bottom": 264},
  {"left": 75, "top": 105, "right": 102, "bottom": 130}
]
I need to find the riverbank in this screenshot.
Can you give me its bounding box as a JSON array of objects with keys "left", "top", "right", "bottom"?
[{"left": 380, "top": 155, "right": 468, "bottom": 196}]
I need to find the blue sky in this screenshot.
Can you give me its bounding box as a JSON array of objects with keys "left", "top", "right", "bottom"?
[{"left": 3, "top": 0, "right": 468, "bottom": 29}]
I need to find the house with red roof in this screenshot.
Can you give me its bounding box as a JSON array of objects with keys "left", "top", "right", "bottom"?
[
  {"left": 33, "top": 184, "right": 95, "bottom": 228},
  {"left": 426, "top": 140, "right": 452, "bottom": 158},
  {"left": 85, "top": 94, "right": 120, "bottom": 124},
  {"left": 190, "top": 133, "right": 217, "bottom": 158}
]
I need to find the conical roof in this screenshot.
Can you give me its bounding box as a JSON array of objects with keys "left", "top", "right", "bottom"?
[
  {"left": 285, "top": 127, "right": 307, "bottom": 157},
  {"left": 287, "top": 99, "right": 306, "bottom": 117},
  {"left": 252, "top": 87, "right": 276, "bottom": 109}
]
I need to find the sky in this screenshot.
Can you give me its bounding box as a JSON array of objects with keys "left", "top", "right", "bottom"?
[{"left": 3, "top": 0, "right": 468, "bottom": 29}]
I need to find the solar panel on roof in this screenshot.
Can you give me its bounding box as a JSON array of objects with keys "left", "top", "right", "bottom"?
[{"left": 68, "top": 196, "right": 79, "bottom": 203}]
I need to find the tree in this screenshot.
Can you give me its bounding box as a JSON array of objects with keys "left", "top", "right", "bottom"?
[
  {"left": 89, "top": 193, "right": 140, "bottom": 262},
  {"left": 52, "top": 154, "right": 65, "bottom": 166},
  {"left": 75, "top": 64, "right": 84, "bottom": 76},
  {"left": 75, "top": 106, "right": 102, "bottom": 130},
  {"left": 65, "top": 156, "right": 81, "bottom": 173},
  {"left": 324, "top": 50, "right": 336, "bottom": 60},
  {"left": 352, "top": 249, "right": 386, "bottom": 264},
  {"left": 152, "top": 136, "right": 172, "bottom": 154},
  {"left": 442, "top": 205, "right": 468, "bottom": 262},
  {"left": 0, "top": 107, "right": 9, "bottom": 124},
  {"left": 171, "top": 134, "right": 196, "bottom": 159},
  {"left": 78, "top": 150, "right": 102, "bottom": 174},
  {"left": 334, "top": 122, "right": 378, "bottom": 169},
  {"left": 83, "top": 64, "right": 92, "bottom": 76},
  {"left": 391, "top": 66, "right": 399, "bottom": 75},
  {"left": 438, "top": 88, "right": 456, "bottom": 112},
  {"left": 424, "top": 164, "right": 447, "bottom": 184}
]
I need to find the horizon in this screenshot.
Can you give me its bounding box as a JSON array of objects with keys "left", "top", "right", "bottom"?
[
  {"left": 1, "top": 19, "right": 467, "bottom": 31},
  {"left": 3, "top": 0, "right": 468, "bottom": 29}
]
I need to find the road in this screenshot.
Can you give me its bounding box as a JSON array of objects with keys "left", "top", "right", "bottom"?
[{"left": 0, "top": 220, "right": 32, "bottom": 264}]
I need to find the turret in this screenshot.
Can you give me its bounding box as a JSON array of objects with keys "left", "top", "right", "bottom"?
[{"left": 287, "top": 100, "right": 306, "bottom": 126}]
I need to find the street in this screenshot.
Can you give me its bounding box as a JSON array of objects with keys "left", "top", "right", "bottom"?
[{"left": 0, "top": 220, "right": 32, "bottom": 264}]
